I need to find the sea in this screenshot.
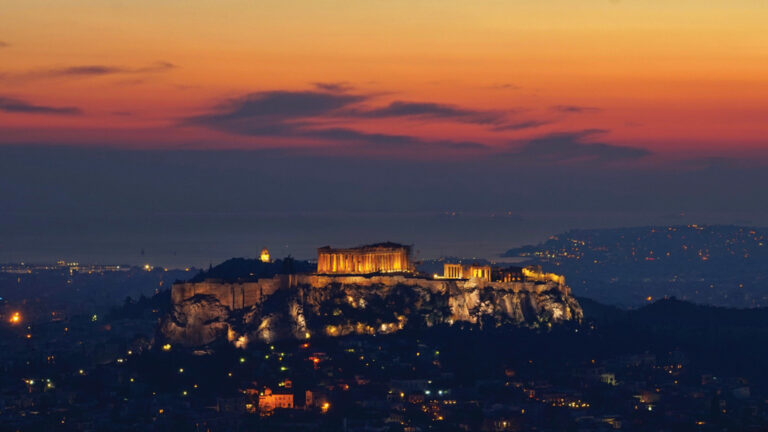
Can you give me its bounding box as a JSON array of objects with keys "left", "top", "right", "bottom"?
[{"left": 1, "top": 210, "right": 765, "bottom": 268}]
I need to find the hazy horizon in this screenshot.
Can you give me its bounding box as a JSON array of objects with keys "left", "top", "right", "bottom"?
[{"left": 3, "top": 209, "right": 766, "bottom": 268}]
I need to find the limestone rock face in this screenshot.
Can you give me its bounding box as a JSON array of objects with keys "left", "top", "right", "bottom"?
[
  {"left": 447, "top": 286, "right": 581, "bottom": 326},
  {"left": 159, "top": 294, "right": 231, "bottom": 346},
  {"left": 161, "top": 276, "right": 583, "bottom": 347}
]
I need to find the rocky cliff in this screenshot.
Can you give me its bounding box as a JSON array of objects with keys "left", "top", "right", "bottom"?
[{"left": 160, "top": 275, "right": 583, "bottom": 347}]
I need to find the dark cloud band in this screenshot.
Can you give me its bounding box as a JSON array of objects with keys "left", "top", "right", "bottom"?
[
  {"left": 12, "top": 61, "right": 177, "bottom": 80},
  {"left": 0, "top": 96, "right": 82, "bottom": 115}
]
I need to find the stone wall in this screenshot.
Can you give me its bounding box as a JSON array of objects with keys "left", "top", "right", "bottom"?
[
  {"left": 171, "top": 274, "right": 568, "bottom": 310},
  {"left": 172, "top": 277, "right": 284, "bottom": 310}
]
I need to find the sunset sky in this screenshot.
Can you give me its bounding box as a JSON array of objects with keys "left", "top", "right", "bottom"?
[
  {"left": 2, "top": 0, "right": 768, "bottom": 158},
  {"left": 2, "top": 1, "right": 768, "bottom": 264}
]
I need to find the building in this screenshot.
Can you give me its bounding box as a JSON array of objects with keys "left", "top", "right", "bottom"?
[
  {"left": 440, "top": 264, "right": 564, "bottom": 285},
  {"left": 442, "top": 263, "right": 492, "bottom": 281},
  {"left": 317, "top": 242, "right": 413, "bottom": 274},
  {"left": 259, "top": 387, "right": 294, "bottom": 414},
  {"left": 260, "top": 248, "right": 270, "bottom": 263}
]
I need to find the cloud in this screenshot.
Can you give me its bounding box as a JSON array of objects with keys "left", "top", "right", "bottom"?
[
  {"left": 489, "top": 83, "right": 521, "bottom": 90},
  {"left": 47, "top": 65, "right": 126, "bottom": 77},
  {"left": 513, "top": 130, "right": 650, "bottom": 163},
  {"left": 187, "top": 90, "right": 365, "bottom": 135},
  {"left": 307, "top": 127, "right": 486, "bottom": 151},
  {"left": 492, "top": 120, "right": 551, "bottom": 131},
  {"left": 190, "top": 88, "right": 645, "bottom": 156},
  {"left": 0, "top": 41, "right": 8, "bottom": 48},
  {"left": 137, "top": 61, "right": 177, "bottom": 73},
  {"left": 349, "top": 101, "right": 506, "bottom": 125},
  {"left": 17, "top": 61, "right": 177, "bottom": 79},
  {"left": 313, "top": 82, "right": 353, "bottom": 92},
  {"left": 0, "top": 96, "right": 82, "bottom": 115},
  {"left": 185, "top": 90, "right": 488, "bottom": 153},
  {"left": 551, "top": 105, "right": 601, "bottom": 113}
]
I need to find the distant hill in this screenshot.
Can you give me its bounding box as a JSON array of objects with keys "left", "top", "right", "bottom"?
[
  {"left": 505, "top": 225, "right": 768, "bottom": 308},
  {"left": 575, "top": 296, "right": 624, "bottom": 322},
  {"left": 632, "top": 297, "right": 768, "bottom": 330},
  {"left": 576, "top": 296, "right": 768, "bottom": 386},
  {"left": 582, "top": 296, "right": 768, "bottom": 329}
]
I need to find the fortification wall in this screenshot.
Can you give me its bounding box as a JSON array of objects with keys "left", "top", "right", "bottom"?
[
  {"left": 171, "top": 274, "right": 566, "bottom": 311},
  {"left": 172, "top": 278, "right": 283, "bottom": 310}
]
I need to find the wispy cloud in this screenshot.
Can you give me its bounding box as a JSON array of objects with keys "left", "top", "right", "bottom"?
[
  {"left": 513, "top": 130, "right": 650, "bottom": 163},
  {"left": 14, "top": 61, "right": 177, "bottom": 80},
  {"left": 492, "top": 120, "right": 551, "bottom": 131},
  {"left": 185, "top": 88, "right": 634, "bottom": 158},
  {"left": 0, "top": 96, "right": 82, "bottom": 115},
  {"left": 347, "top": 101, "right": 507, "bottom": 125},
  {"left": 313, "top": 82, "right": 353, "bottom": 92},
  {"left": 187, "top": 90, "right": 365, "bottom": 135},
  {"left": 551, "top": 105, "right": 601, "bottom": 113},
  {"left": 489, "top": 83, "right": 521, "bottom": 90},
  {"left": 47, "top": 65, "right": 126, "bottom": 77},
  {"left": 185, "top": 90, "right": 489, "bottom": 153},
  {"left": 0, "top": 41, "right": 9, "bottom": 48}
]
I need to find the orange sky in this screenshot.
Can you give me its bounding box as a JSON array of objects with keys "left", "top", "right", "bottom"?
[{"left": 2, "top": 0, "right": 768, "bottom": 159}]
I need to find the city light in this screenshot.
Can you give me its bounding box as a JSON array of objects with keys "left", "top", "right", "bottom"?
[{"left": 9, "top": 312, "right": 21, "bottom": 324}]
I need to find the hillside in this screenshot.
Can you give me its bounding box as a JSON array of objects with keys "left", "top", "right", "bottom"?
[{"left": 505, "top": 225, "right": 768, "bottom": 307}]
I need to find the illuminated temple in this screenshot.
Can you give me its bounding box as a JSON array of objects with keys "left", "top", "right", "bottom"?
[{"left": 317, "top": 242, "right": 413, "bottom": 274}]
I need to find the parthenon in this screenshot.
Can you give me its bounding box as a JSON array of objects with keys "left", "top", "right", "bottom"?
[{"left": 317, "top": 242, "right": 413, "bottom": 274}]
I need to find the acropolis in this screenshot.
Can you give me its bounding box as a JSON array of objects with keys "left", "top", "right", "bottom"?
[
  {"left": 315, "top": 242, "right": 564, "bottom": 285},
  {"left": 170, "top": 242, "right": 572, "bottom": 314},
  {"left": 164, "top": 240, "right": 582, "bottom": 345}
]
